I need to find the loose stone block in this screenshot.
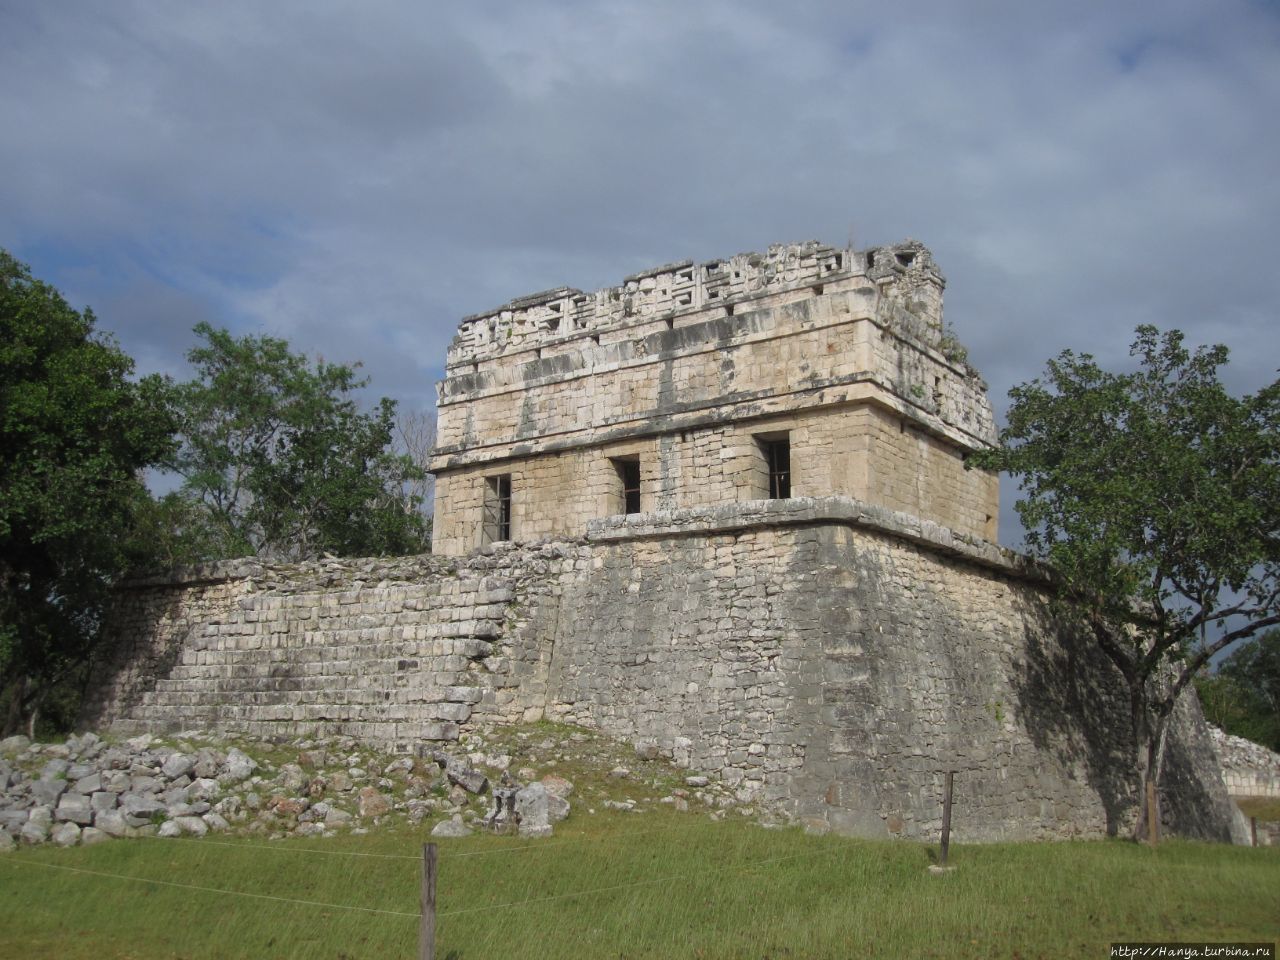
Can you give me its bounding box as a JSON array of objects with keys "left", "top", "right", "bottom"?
[
  {"left": 51, "top": 821, "right": 81, "bottom": 847},
  {"left": 430, "top": 816, "right": 471, "bottom": 838},
  {"left": 80, "top": 826, "right": 111, "bottom": 847},
  {"left": 55, "top": 793, "right": 94, "bottom": 825},
  {"left": 94, "top": 810, "right": 132, "bottom": 837},
  {"left": 29, "top": 779, "right": 66, "bottom": 807}
]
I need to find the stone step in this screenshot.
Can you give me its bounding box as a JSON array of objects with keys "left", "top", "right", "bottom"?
[
  {"left": 149, "top": 674, "right": 487, "bottom": 696},
  {"left": 138, "top": 689, "right": 479, "bottom": 719},
  {"left": 170, "top": 638, "right": 497, "bottom": 666},
  {"left": 152, "top": 671, "right": 484, "bottom": 689},
  {"left": 132, "top": 698, "right": 471, "bottom": 723},
  {"left": 165, "top": 659, "right": 490, "bottom": 682},
  {"left": 126, "top": 704, "right": 461, "bottom": 742},
  {"left": 179, "top": 616, "right": 504, "bottom": 644}
]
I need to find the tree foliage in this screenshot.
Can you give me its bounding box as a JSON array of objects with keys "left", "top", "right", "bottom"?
[
  {"left": 0, "top": 251, "right": 175, "bottom": 734},
  {"left": 1196, "top": 629, "right": 1280, "bottom": 752},
  {"left": 971, "top": 325, "right": 1280, "bottom": 837},
  {"left": 167, "top": 322, "right": 430, "bottom": 560},
  {"left": 0, "top": 254, "right": 434, "bottom": 735}
]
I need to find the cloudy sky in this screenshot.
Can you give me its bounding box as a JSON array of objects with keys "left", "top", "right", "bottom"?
[{"left": 3, "top": 0, "right": 1278, "bottom": 544}]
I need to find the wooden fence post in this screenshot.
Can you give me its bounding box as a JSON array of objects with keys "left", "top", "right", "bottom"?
[
  {"left": 421, "top": 842, "right": 438, "bottom": 960},
  {"left": 1146, "top": 780, "right": 1160, "bottom": 846},
  {"left": 940, "top": 770, "right": 954, "bottom": 866},
  {"left": 1251, "top": 817, "right": 1258, "bottom": 848}
]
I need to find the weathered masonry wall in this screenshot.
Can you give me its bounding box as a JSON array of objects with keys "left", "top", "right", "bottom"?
[
  {"left": 87, "top": 498, "right": 1240, "bottom": 843},
  {"left": 433, "top": 405, "right": 997, "bottom": 555},
  {"left": 429, "top": 240, "right": 1000, "bottom": 555},
  {"left": 83, "top": 554, "right": 566, "bottom": 748},
  {"left": 1211, "top": 727, "right": 1280, "bottom": 800}
]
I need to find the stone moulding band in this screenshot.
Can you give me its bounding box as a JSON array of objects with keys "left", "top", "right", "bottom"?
[
  {"left": 428, "top": 375, "right": 986, "bottom": 473},
  {"left": 585, "top": 496, "right": 1041, "bottom": 581},
  {"left": 116, "top": 497, "right": 1038, "bottom": 593},
  {"left": 438, "top": 289, "right": 970, "bottom": 406},
  {"left": 116, "top": 555, "right": 459, "bottom": 592}
]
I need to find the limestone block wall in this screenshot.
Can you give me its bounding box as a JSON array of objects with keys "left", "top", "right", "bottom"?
[
  {"left": 558, "top": 500, "right": 1233, "bottom": 842},
  {"left": 1210, "top": 727, "right": 1280, "bottom": 799},
  {"left": 854, "top": 406, "right": 999, "bottom": 539},
  {"left": 429, "top": 240, "right": 999, "bottom": 555},
  {"left": 83, "top": 553, "right": 573, "bottom": 753},
  {"left": 432, "top": 404, "right": 998, "bottom": 555},
  {"left": 88, "top": 498, "right": 1240, "bottom": 843},
  {"left": 435, "top": 285, "right": 989, "bottom": 458}
]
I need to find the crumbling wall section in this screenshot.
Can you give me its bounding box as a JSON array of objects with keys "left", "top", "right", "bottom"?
[
  {"left": 1210, "top": 727, "right": 1280, "bottom": 799},
  {"left": 84, "top": 552, "right": 576, "bottom": 753}
]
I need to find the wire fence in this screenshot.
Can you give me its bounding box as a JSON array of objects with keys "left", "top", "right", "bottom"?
[
  {"left": 0, "top": 811, "right": 862, "bottom": 959},
  {"left": 2, "top": 820, "right": 849, "bottom": 911},
  {"left": 118, "top": 808, "right": 742, "bottom": 860},
  {"left": 2, "top": 856, "right": 422, "bottom": 918}
]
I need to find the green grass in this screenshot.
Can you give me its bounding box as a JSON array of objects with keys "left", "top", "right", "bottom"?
[
  {"left": 1237, "top": 796, "right": 1280, "bottom": 822},
  {"left": 2, "top": 810, "right": 1276, "bottom": 960}
]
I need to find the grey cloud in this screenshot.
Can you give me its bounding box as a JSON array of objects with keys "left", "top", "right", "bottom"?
[{"left": 2, "top": 0, "right": 1278, "bottom": 546}]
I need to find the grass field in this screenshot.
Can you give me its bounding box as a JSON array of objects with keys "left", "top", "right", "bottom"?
[
  {"left": 1, "top": 809, "right": 1276, "bottom": 960},
  {"left": 1237, "top": 796, "right": 1280, "bottom": 822}
]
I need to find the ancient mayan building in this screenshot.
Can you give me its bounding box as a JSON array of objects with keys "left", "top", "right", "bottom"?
[
  {"left": 86, "top": 238, "right": 1242, "bottom": 843},
  {"left": 429, "top": 240, "right": 999, "bottom": 554}
]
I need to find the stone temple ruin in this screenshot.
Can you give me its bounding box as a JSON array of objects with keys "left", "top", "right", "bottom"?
[
  {"left": 85, "top": 239, "right": 1242, "bottom": 842},
  {"left": 429, "top": 240, "right": 998, "bottom": 554}
]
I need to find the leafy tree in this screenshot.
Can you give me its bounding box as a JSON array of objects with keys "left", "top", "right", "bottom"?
[
  {"left": 0, "top": 251, "right": 175, "bottom": 735},
  {"left": 1194, "top": 670, "right": 1253, "bottom": 738},
  {"left": 971, "top": 326, "right": 1280, "bottom": 840},
  {"left": 1197, "top": 629, "right": 1280, "bottom": 751},
  {"left": 168, "top": 322, "right": 430, "bottom": 560},
  {"left": 129, "top": 490, "right": 229, "bottom": 569}
]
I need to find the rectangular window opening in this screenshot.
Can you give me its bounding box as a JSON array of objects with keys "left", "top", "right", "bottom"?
[
  {"left": 613, "top": 458, "right": 642, "bottom": 515},
  {"left": 757, "top": 435, "right": 791, "bottom": 500},
  {"left": 482, "top": 474, "right": 512, "bottom": 543}
]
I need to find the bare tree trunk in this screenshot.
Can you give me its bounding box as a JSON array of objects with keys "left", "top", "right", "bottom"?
[
  {"left": 1131, "top": 677, "right": 1175, "bottom": 844},
  {"left": 1131, "top": 679, "right": 1156, "bottom": 843},
  {"left": 1146, "top": 709, "right": 1173, "bottom": 844}
]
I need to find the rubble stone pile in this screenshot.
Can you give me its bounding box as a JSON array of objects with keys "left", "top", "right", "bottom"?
[
  {"left": 0, "top": 723, "right": 739, "bottom": 852},
  {"left": 0, "top": 729, "right": 549, "bottom": 850}
]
